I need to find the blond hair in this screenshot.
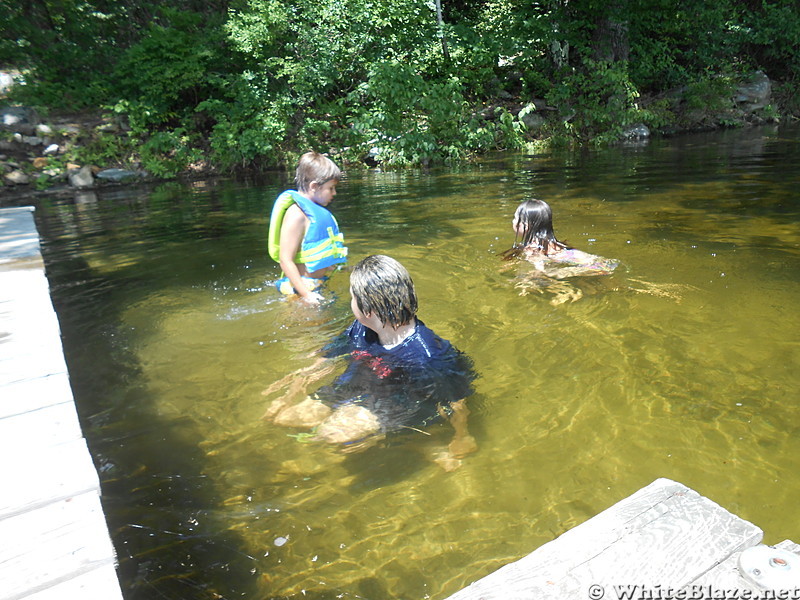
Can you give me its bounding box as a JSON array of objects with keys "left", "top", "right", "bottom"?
[{"left": 295, "top": 151, "right": 341, "bottom": 192}]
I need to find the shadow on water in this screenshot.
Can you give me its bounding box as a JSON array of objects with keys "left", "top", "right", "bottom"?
[{"left": 35, "top": 185, "right": 268, "bottom": 600}]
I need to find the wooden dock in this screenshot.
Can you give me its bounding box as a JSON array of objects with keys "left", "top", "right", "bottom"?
[
  {"left": 446, "top": 477, "right": 800, "bottom": 600},
  {"left": 0, "top": 206, "right": 123, "bottom": 600}
]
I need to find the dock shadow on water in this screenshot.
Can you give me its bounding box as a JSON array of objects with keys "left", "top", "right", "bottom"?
[{"left": 21, "top": 124, "right": 800, "bottom": 599}]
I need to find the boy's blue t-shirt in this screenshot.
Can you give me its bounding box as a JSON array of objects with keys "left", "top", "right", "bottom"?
[{"left": 318, "top": 319, "right": 475, "bottom": 433}]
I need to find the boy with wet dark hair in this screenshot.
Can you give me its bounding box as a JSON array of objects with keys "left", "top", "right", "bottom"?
[
  {"left": 267, "top": 151, "right": 347, "bottom": 304},
  {"left": 263, "top": 255, "right": 477, "bottom": 469}
]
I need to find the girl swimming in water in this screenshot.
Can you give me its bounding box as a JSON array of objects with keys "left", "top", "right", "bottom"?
[
  {"left": 502, "top": 199, "right": 619, "bottom": 302},
  {"left": 503, "top": 199, "right": 619, "bottom": 277}
]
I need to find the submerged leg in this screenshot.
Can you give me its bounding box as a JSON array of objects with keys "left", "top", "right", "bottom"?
[
  {"left": 446, "top": 399, "right": 478, "bottom": 458},
  {"left": 432, "top": 398, "right": 478, "bottom": 472},
  {"left": 271, "top": 396, "right": 332, "bottom": 428},
  {"left": 314, "top": 404, "right": 381, "bottom": 445}
]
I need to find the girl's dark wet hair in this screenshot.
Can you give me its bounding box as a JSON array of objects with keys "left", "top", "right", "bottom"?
[
  {"left": 502, "top": 199, "right": 568, "bottom": 260},
  {"left": 351, "top": 255, "right": 418, "bottom": 328}
]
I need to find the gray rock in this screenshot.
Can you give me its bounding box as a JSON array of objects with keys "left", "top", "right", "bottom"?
[
  {"left": 520, "top": 112, "right": 545, "bottom": 131},
  {"left": 1, "top": 106, "right": 39, "bottom": 129},
  {"left": 43, "top": 144, "right": 59, "bottom": 155},
  {"left": 96, "top": 168, "right": 140, "bottom": 182},
  {"left": 735, "top": 71, "right": 771, "bottom": 111},
  {"left": 4, "top": 170, "right": 30, "bottom": 185},
  {"left": 621, "top": 123, "right": 650, "bottom": 139},
  {"left": 68, "top": 165, "right": 94, "bottom": 188},
  {"left": 0, "top": 72, "right": 14, "bottom": 94}
]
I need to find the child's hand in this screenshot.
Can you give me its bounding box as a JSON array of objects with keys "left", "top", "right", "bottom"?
[{"left": 301, "top": 291, "right": 324, "bottom": 305}]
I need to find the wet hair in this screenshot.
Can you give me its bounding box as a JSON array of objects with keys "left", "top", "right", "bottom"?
[
  {"left": 502, "top": 199, "right": 568, "bottom": 260},
  {"left": 350, "top": 255, "right": 418, "bottom": 328},
  {"left": 295, "top": 151, "right": 342, "bottom": 192}
]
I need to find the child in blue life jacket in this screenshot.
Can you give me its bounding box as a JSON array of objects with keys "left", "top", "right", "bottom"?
[
  {"left": 268, "top": 152, "right": 348, "bottom": 304},
  {"left": 262, "top": 255, "right": 477, "bottom": 470}
]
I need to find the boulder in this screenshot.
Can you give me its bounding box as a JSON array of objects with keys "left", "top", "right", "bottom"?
[
  {"left": 19, "top": 135, "right": 44, "bottom": 146},
  {"left": 68, "top": 165, "right": 94, "bottom": 188},
  {"left": 1, "top": 106, "right": 39, "bottom": 131},
  {"left": 4, "top": 170, "right": 30, "bottom": 185},
  {"left": 0, "top": 72, "right": 14, "bottom": 95},
  {"left": 735, "top": 71, "right": 771, "bottom": 111},
  {"left": 621, "top": 123, "right": 650, "bottom": 140},
  {"left": 520, "top": 111, "right": 545, "bottom": 131},
  {"left": 96, "top": 168, "right": 141, "bottom": 182}
]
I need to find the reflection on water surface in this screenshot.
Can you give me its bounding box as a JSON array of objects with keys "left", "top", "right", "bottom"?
[{"left": 31, "top": 125, "right": 800, "bottom": 599}]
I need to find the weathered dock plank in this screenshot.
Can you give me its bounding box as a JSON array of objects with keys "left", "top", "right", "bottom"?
[
  {"left": 0, "top": 372, "right": 74, "bottom": 419},
  {"left": 0, "top": 206, "right": 43, "bottom": 263},
  {"left": 0, "top": 401, "right": 84, "bottom": 449},
  {"left": 0, "top": 265, "right": 69, "bottom": 385},
  {"left": 0, "top": 491, "right": 117, "bottom": 600},
  {"left": 445, "top": 478, "right": 765, "bottom": 600},
  {"left": 0, "top": 437, "right": 100, "bottom": 520},
  {"left": 21, "top": 566, "right": 126, "bottom": 600},
  {"left": 0, "top": 206, "right": 123, "bottom": 600}
]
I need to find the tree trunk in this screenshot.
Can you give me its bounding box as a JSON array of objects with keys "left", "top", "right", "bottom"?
[
  {"left": 591, "top": 1, "right": 629, "bottom": 62},
  {"left": 434, "top": 0, "right": 450, "bottom": 62}
]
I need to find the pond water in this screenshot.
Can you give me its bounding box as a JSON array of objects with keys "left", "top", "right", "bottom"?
[{"left": 28, "top": 125, "right": 800, "bottom": 600}]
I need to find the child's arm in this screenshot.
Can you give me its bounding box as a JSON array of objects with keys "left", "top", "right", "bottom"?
[
  {"left": 278, "top": 204, "right": 323, "bottom": 304},
  {"left": 261, "top": 355, "right": 339, "bottom": 420}
]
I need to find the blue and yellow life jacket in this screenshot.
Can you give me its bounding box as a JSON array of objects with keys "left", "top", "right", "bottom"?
[{"left": 268, "top": 190, "right": 347, "bottom": 273}]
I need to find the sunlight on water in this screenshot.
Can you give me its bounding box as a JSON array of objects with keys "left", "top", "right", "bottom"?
[{"left": 34, "top": 126, "right": 800, "bottom": 599}]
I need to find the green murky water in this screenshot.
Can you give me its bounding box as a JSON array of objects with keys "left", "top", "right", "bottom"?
[{"left": 30, "top": 125, "right": 800, "bottom": 599}]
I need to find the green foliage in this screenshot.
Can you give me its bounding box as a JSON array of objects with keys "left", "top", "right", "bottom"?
[
  {"left": 4, "top": 0, "right": 800, "bottom": 171},
  {"left": 112, "top": 9, "right": 230, "bottom": 130},
  {"left": 0, "top": 0, "right": 130, "bottom": 107},
  {"left": 198, "top": 89, "right": 291, "bottom": 169},
  {"left": 138, "top": 129, "right": 204, "bottom": 177},
  {"left": 70, "top": 132, "right": 137, "bottom": 167},
  {"left": 741, "top": 1, "right": 800, "bottom": 82},
  {"left": 772, "top": 80, "right": 800, "bottom": 116},
  {"left": 344, "top": 59, "right": 509, "bottom": 165},
  {"left": 546, "top": 58, "right": 644, "bottom": 144},
  {"left": 683, "top": 76, "right": 736, "bottom": 113},
  {"left": 627, "top": 1, "right": 743, "bottom": 92}
]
